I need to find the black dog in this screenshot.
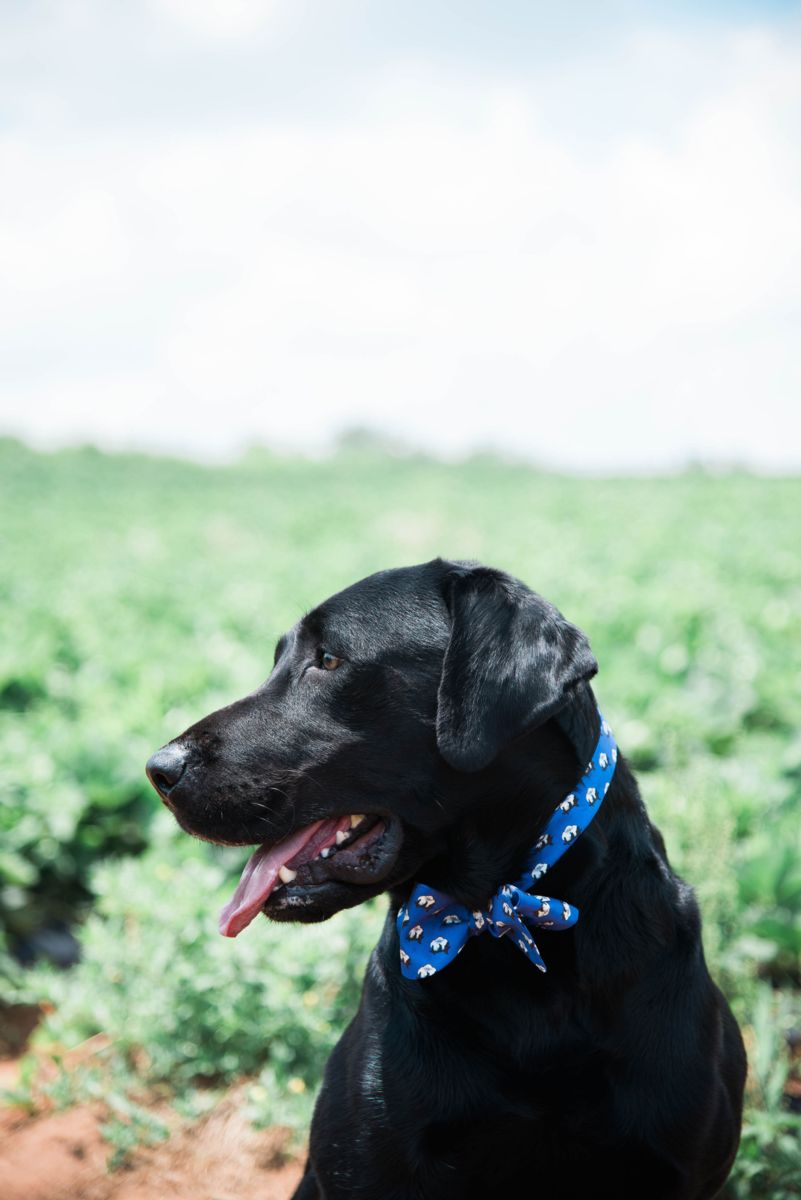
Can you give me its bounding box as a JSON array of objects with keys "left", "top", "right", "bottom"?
[{"left": 146, "top": 559, "right": 746, "bottom": 1200}]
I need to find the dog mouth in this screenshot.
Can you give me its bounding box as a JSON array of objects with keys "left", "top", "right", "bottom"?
[{"left": 218, "top": 813, "right": 401, "bottom": 937}]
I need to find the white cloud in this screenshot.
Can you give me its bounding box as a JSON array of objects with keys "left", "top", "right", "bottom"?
[
  {"left": 146, "top": 0, "right": 283, "bottom": 42},
  {"left": 1, "top": 22, "right": 800, "bottom": 468}
]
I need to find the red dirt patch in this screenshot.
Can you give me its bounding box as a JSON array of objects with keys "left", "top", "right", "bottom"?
[{"left": 0, "top": 1093, "right": 304, "bottom": 1200}]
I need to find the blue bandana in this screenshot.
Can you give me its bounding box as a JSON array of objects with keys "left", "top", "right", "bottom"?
[{"left": 396, "top": 713, "right": 618, "bottom": 980}]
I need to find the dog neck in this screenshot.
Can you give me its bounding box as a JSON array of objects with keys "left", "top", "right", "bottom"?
[
  {"left": 415, "top": 698, "right": 611, "bottom": 910},
  {"left": 387, "top": 709, "right": 675, "bottom": 1004}
]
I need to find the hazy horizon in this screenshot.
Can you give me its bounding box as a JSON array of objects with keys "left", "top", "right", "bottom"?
[{"left": 6, "top": 428, "right": 801, "bottom": 479}]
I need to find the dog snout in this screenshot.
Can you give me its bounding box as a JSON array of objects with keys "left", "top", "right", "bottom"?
[{"left": 146, "top": 743, "right": 189, "bottom": 801}]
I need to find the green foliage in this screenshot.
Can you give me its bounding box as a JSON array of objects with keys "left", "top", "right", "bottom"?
[
  {"left": 0, "top": 930, "right": 23, "bottom": 997},
  {"left": 2, "top": 439, "right": 801, "bottom": 1193},
  {"left": 28, "top": 830, "right": 379, "bottom": 1094},
  {"left": 730, "top": 987, "right": 801, "bottom": 1199},
  {"left": 100, "top": 1103, "right": 170, "bottom": 1173},
  {"left": 736, "top": 835, "right": 801, "bottom": 983}
]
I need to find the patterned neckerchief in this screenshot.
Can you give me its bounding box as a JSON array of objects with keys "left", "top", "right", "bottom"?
[{"left": 396, "top": 713, "right": 618, "bottom": 980}]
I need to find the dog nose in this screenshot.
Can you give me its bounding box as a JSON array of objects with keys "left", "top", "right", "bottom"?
[{"left": 146, "top": 744, "right": 188, "bottom": 798}]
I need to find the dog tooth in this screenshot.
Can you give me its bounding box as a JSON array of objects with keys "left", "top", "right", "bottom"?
[
  {"left": 350, "top": 813, "right": 365, "bottom": 827},
  {"left": 320, "top": 847, "right": 331, "bottom": 858},
  {"left": 335, "top": 830, "right": 348, "bottom": 845},
  {"left": 278, "top": 866, "right": 297, "bottom": 884}
]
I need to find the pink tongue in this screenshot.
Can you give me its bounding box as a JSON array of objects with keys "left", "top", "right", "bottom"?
[{"left": 219, "top": 820, "right": 325, "bottom": 938}]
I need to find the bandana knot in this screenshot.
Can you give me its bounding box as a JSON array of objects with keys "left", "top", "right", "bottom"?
[{"left": 397, "top": 713, "right": 618, "bottom": 980}]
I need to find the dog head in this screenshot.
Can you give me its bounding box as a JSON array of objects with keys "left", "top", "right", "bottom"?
[{"left": 146, "top": 559, "right": 598, "bottom": 930}]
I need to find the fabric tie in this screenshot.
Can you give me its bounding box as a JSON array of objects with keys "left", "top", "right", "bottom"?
[{"left": 396, "top": 712, "right": 618, "bottom": 980}]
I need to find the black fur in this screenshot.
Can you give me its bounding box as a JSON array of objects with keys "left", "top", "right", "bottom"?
[{"left": 147, "top": 559, "right": 746, "bottom": 1199}]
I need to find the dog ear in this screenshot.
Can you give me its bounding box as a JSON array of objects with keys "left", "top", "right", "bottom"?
[{"left": 436, "top": 564, "right": 598, "bottom": 772}]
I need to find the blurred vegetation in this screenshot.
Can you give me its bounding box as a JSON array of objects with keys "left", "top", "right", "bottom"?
[{"left": 1, "top": 437, "right": 800, "bottom": 1193}]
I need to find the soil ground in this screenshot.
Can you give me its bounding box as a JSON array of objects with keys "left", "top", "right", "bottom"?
[
  {"left": 0, "top": 1092, "right": 304, "bottom": 1200},
  {"left": 0, "top": 1010, "right": 304, "bottom": 1200}
]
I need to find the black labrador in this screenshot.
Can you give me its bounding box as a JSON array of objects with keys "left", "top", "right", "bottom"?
[{"left": 146, "top": 559, "right": 746, "bottom": 1200}]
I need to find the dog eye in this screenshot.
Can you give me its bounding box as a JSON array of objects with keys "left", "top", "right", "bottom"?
[{"left": 320, "top": 651, "right": 343, "bottom": 671}]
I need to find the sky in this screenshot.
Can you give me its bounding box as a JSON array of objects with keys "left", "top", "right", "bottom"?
[{"left": 1, "top": 0, "right": 800, "bottom": 470}]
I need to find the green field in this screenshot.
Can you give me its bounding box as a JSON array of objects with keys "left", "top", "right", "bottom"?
[{"left": 1, "top": 439, "right": 800, "bottom": 1194}]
